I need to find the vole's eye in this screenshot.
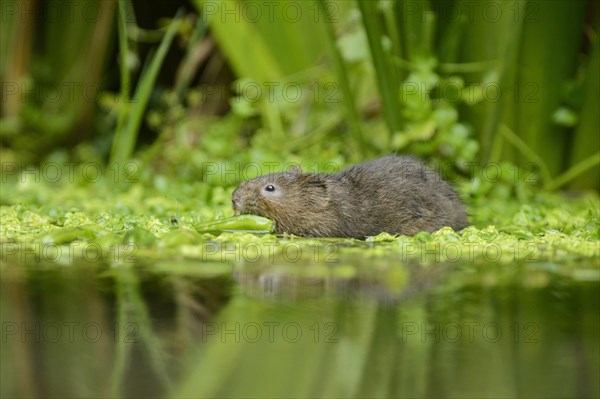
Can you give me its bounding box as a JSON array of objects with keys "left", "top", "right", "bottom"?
[{"left": 265, "top": 184, "right": 276, "bottom": 192}]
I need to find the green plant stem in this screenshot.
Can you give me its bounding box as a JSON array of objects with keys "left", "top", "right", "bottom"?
[
  {"left": 548, "top": 152, "right": 600, "bottom": 191},
  {"left": 357, "top": 0, "right": 402, "bottom": 135},
  {"left": 110, "top": 8, "right": 184, "bottom": 168},
  {"left": 318, "top": 0, "right": 365, "bottom": 151},
  {"left": 499, "top": 124, "right": 552, "bottom": 189},
  {"left": 438, "top": 61, "right": 498, "bottom": 74},
  {"left": 114, "top": 0, "right": 132, "bottom": 151},
  {"left": 569, "top": 13, "right": 600, "bottom": 190},
  {"left": 175, "top": 16, "right": 207, "bottom": 99}
]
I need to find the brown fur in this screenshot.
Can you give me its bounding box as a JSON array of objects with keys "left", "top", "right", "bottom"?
[{"left": 232, "top": 156, "right": 468, "bottom": 238}]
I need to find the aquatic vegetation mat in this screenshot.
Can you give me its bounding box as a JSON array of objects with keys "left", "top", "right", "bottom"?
[{"left": 1, "top": 178, "right": 598, "bottom": 269}]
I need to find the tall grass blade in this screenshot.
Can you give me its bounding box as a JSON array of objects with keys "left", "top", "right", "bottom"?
[
  {"left": 358, "top": 1, "right": 402, "bottom": 135},
  {"left": 513, "top": 1, "right": 586, "bottom": 175},
  {"left": 569, "top": 7, "right": 600, "bottom": 190},
  {"left": 110, "top": 8, "right": 184, "bottom": 167},
  {"left": 549, "top": 152, "right": 600, "bottom": 191},
  {"left": 114, "top": 0, "right": 134, "bottom": 146},
  {"left": 499, "top": 124, "right": 552, "bottom": 189},
  {"left": 318, "top": 0, "right": 365, "bottom": 152}
]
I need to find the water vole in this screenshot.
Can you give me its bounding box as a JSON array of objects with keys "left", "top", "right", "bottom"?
[{"left": 232, "top": 156, "right": 468, "bottom": 238}]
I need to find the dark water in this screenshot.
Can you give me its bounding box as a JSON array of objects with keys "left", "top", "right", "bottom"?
[{"left": 1, "top": 259, "right": 598, "bottom": 398}]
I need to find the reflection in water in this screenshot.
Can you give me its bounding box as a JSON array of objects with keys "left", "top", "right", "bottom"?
[
  {"left": 232, "top": 261, "right": 450, "bottom": 304},
  {"left": 1, "top": 259, "right": 598, "bottom": 398},
  {"left": 1, "top": 263, "right": 234, "bottom": 399}
]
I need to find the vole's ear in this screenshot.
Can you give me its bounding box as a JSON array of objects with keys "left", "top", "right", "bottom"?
[
  {"left": 304, "top": 173, "right": 327, "bottom": 189},
  {"left": 286, "top": 164, "right": 302, "bottom": 175},
  {"left": 300, "top": 174, "right": 329, "bottom": 209}
]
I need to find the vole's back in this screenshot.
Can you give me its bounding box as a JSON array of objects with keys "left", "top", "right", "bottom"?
[{"left": 329, "top": 156, "right": 467, "bottom": 237}]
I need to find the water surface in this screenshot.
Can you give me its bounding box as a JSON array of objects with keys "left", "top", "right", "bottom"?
[{"left": 1, "top": 257, "right": 598, "bottom": 398}]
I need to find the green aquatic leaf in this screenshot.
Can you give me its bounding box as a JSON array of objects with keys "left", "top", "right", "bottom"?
[
  {"left": 194, "top": 215, "right": 274, "bottom": 235},
  {"left": 35, "top": 224, "right": 111, "bottom": 245}
]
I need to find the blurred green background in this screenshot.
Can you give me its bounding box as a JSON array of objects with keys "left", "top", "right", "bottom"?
[
  {"left": 1, "top": 0, "right": 598, "bottom": 191},
  {"left": 2, "top": 2, "right": 599, "bottom": 399}
]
